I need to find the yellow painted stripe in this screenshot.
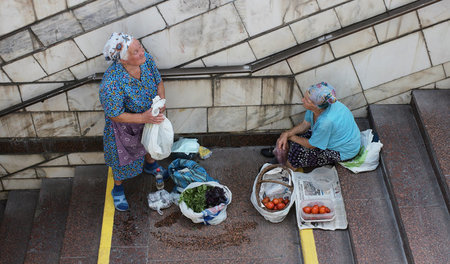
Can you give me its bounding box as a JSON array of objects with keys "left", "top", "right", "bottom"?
[
  {"left": 97, "top": 167, "right": 115, "bottom": 264},
  {"left": 300, "top": 229, "right": 319, "bottom": 264}
]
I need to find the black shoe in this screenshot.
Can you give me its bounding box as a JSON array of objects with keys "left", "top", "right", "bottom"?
[{"left": 260, "top": 147, "right": 275, "bottom": 158}]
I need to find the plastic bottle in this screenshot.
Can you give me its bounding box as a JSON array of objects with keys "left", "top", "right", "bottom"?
[{"left": 155, "top": 168, "right": 164, "bottom": 190}]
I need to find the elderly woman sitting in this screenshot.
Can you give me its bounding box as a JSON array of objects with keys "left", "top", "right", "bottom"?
[
  {"left": 274, "top": 82, "right": 360, "bottom": 169},
  {"left": 99, "top": 32, "right": 168, "bottom": 211}
]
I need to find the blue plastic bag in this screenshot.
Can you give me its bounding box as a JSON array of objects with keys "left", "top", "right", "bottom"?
[{"left": 168, "top": 159, "right": 217, "bottom": 192}]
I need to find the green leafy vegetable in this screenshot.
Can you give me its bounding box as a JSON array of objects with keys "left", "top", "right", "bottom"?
[{"left": 179, "top": 184, "right": 211, "bottom": 213}]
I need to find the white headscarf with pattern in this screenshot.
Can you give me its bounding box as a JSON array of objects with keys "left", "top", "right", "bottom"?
[{"left": 102, "top": 32, "right": 134, "bottom": 62}]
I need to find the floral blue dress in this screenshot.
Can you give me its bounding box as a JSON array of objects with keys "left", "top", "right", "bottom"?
[{"left": 99, "top": 53, "right": 161, "bottom": 181}]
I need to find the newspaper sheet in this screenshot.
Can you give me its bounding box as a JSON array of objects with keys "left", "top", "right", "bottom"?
[{"left": 292, "top": 166, "right": 348, "bottom": 230}]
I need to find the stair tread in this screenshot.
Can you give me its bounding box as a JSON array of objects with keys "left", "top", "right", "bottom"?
[
  {"left": 59, "top": 166, "right": 107, "bottom": 263},
  {"left": 370, "top": 104, "right": 450, "bottom": 264},
  {"left": 0, "top": 190, "right": 39, "bottom": 264},
  {"left": 333, "top": 118, "right": 406, "bottom": 263},
  {"left": 24, "top": 178, "right": 73, "bottom": 264},
  {"left": 412, "top": 89, "right": 450, "bottom": 198}
]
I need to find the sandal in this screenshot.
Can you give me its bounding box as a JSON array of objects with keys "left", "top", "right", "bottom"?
[
  {"left": 111, "top": 190, "right": 129, "bottom": 211},
  {"left": 260, "top": 147, "right": 275, "bottom": 158}
]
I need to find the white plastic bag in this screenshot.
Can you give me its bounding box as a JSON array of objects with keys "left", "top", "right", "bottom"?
[
  {"left": 179, "top": 181, "right": 232, "bottom": 225},
  {"left": 250, "top": 164, "right": 296, "bottom": 223},
  {"left": 147, "top": 190, "right": 173, "bottom": 215},
  {"left": 339, "top": 129, "right": 383, "bottom": 173},
  {"left": 141, "top": 96, "right": 174, "bottom": 160},
  {"left": 171, "top": 137, "right": 200, "bottom": 154}
]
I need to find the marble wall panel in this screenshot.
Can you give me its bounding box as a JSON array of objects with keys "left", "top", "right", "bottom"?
[
  {"left": 32, "top": 112, "right": 80, "bottom": 137},
  {"left": 374, "top": 12, "right": 420, "bottom": 42},
  {"left": 252, "top": 117, "right": 293, "bottom": 131},
  {"left": 317, "top": 0, "right": 347, "bottom": 9},
  {"left": 77, "top": 112, "right": 105, "bottom": 136},
  {"left": 165, "top": 79, "right": 212, "bottom": 108},
  {"left": 290, "top": 9, "right": 341, "bottom": 44},
  {"left": 351, "top": 32, "right": 430, "bottom": 90},
  {"left": 0, "top": 70, "right": 10, "bottom": 82},
  {"left": 436, "top": 78, "right": 450, "bottom": 89},
  {"left": 25, "top": 93, "right": 69, "bottom": 112},
  {"left": 339, "top": 92, "right": 368, "bottom": 111},
  {"left": 19, "top": 83, "right": 62, "bottom": 101},
  {"left": 167, "top": 108, "right": 207, "bottom": 133},
  {"left": 364, "top": 66, "right": 445, "bottom": 103},
  {"left": 247, "top": 104, "right": 305, "bottom": 130},
  {"left": 418, "top": 0, "right": 450, "bottom": 27},
  {"left": 0, "top": 113, "right": 36, "bottom": 137},
  {"left": 3, "top": 56, "right": 46, "bottom": 82},
  {"left": 41, "top": 69, "right": 75, "bottom": 81},
  {"left": 208, "top": 106, "right": 246, "bottom": 132},
  {"left": 444, "top": 62, "right": 450, "bottom": 77},
  {"left": 0, "top": 0, "right": 36, "bottom": 35},
  {"left": 351, "top": 107, "right": 368, "bottom": 118},
  {"left": 330, "top": 28, "right": 378, "bottom": 58},
  {"left": 74, "top": 7, "right": 165, "bottom": 59},
  {"left": 0, "top": 30, "right": 38, "bottom": 62},
  {"left": 5, "top": 169, "right": 37, "bottom": 179},
  {"left": 37, "top": 167, "right": 75, "bottom": 178},
  {"left": 39, "top": 156, "right": 69, "bottom": 166},
  {"left": 202, "top": 43, "right": 256, "bottom": 66},
  {"left": 67, "top": 83, "right": 103, "bottom": 111},
  {"left": 423, "top": 21, "right": 450, "bottom": 66},
  {"left": 0, "top": 86, "right": 22, "bottom": 111},
  {"left": 375, "top": 90, "right": 411, "bottom": 104},
  {"left": 287, "top": 44, "right": 334, "bottom": 74},
  {"left": 295, "top": 57, "right": 362, "bottom": 99},
  {"left": 34, "top": 41, "right": 85, "bottom": 75},
  {"left": 0, "top": 154, "right": 45, "bottom": 174},
  {"left": 73, "top": 0, "right": 125, "bottom": 31},
  {"left": 234, "top": 0, "right": 319, "bottom": 36},
  {"left": 118, "top": 0, "right": 163, "bottom": 13},
  {"left": 142, "top": 4, "right": 248, "bottom": 68},
  {"left": 68, "top": 152, "right": 105, "bottom": 165},
  {"left": 261, "top": 78, "right": 301, "bottom": 104},
  {"left": 70, "top": 56, "right": 108, "bottom": 79},
  {"left": 2, "top": 179, "right": 41, "bottom": 190},
  {"left": 33, "top": 0, "right": 66, "bottom": 19},
  {"left": 249, "top": 27, "right": 297, "bottom": 59},
  {"left": 291, "top": 111, "right": 306, "bottom": 126},
  {"left": 252, "top": 61, "right": 293, "bottom": 76},
  {"left": 158, "top": 0, "right": 209, "bottom": 25},
  {"left": 384, "top": 0, "right": 416, "bottom": 10},
  {"left": 335, "top": 0, "right": 386, "bottom": 27},
  {"left": 68, "top": 0, "right": 88, "bottom": 7},
  {"left": 214, "top": 78, "right": 261, "bottom": 106},
  {"left": 210, "top": 0, "right": 235, "bottom": 8},
  {"left": 0, "top": 166, "right": 7, "bottom": 177},
  {"left": 31, "top": 12, "right": 83, "bottom": 46}
]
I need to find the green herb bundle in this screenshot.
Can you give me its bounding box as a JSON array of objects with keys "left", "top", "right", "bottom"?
[{"left": 179, "top": 184, "right": 210, "bottom": 213}]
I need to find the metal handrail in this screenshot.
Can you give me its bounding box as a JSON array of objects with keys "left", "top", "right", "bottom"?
[{"left": 0, "top": 0, "right": 439, "bottom": 118}]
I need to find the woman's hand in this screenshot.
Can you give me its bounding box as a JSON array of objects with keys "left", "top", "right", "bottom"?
[
  {"left": 277, "top": 131, "right": 290, "bottom": 150},
  {"left": 141, "top": 108, "right": 165, "bottom": 124}
]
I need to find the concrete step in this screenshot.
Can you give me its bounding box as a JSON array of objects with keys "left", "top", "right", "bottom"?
[
  {"left": 59, "top": 166, "right": 107, "bottom": 264},
  {"left": 369, "top": 104, "right": 450, "bottom": 264},
  {"left": 411, "top": 89, "right": 450, "bottom": 210},
  {"left": 0, "top": 190, "right": 39, "bottom": 264},
  {"left": 24, "top": 178, "right": 73, "bottom": 264},
  {"left": 337, "top": 118, "right": 407, "bottom": 263}
]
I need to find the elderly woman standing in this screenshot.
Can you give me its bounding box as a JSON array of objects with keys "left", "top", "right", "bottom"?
[
  {"left": 99, "top": 32, "right": 167, "bottom": 211},
  {"left": 273, "top": 82, "right": 360, "bottom": 169}
]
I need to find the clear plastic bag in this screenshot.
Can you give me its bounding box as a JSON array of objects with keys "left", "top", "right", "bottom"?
[{"left": 147, "top": 190, "right": 173, "bottom": 215}]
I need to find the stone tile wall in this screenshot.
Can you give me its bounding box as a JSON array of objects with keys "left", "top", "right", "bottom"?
[{"left": 0, "top": 0, "right": 449, "bottom": 191}]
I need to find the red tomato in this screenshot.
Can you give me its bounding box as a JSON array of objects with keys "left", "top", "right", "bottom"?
[
  {"left": 272, "top": 198, "right": 280, "bottom": 205},
  {"left": 319, "top": 206, "right": 327, "bottom": 214},
  {"left": 325, "top": 207, "right": 331, "bottom": 213},
  {"left": 262, "top": 197, "right": 270, "bottom": 204},
  {"left": 311, "top": 207, "right": 319, "bottom": 214},
  {"left": 276, "top": 203, "right": 286, "bottom": 210},
  {"left": 303, "top": 206, "right": 312, "bottom": 214},
  {"left": 283, "top": 198, "right": 289, "bottom": 204},
  {"left": 265, "top": 201, "right": 274, "bottom": 210}
]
